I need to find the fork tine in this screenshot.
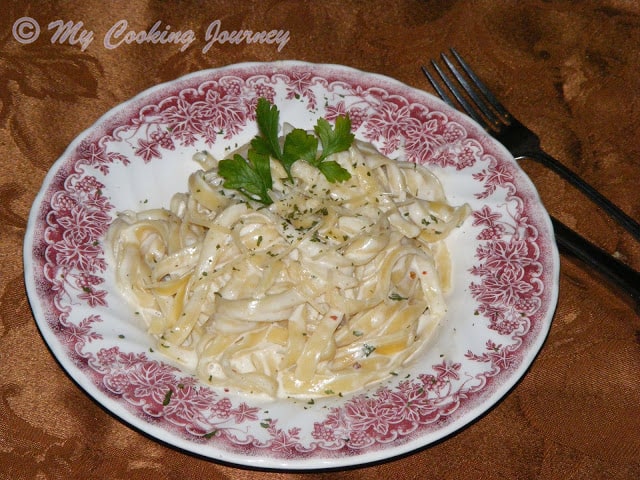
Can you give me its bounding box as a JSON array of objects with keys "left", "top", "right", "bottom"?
[
  {"left": 422, "top": 59, "right": 487, "bottom": 127},
  {"left": 449, "top": 48, "right": 511, "bottom": 121},
  {"left": 420, "top": 65, "right": 456, "bottom": 108},
  {"left": 439, "top": 52, "right": 503, "bottom": 131}
]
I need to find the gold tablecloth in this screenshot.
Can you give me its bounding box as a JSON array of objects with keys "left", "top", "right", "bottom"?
[{"left": 3, "top": 1, "right": 639, "bottom": 478}]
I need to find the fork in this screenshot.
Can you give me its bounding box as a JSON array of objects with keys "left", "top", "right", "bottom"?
[
  {"left": 422, "top": 49, "right": 640, "bottom": 306},
  {"left": 422, "top": 48, "right": 640, "bottom": 243}
]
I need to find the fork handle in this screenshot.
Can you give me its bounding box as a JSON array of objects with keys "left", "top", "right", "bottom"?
[
  {"left": 522, "top": 151, "right": 640, "bottom": 243},
  {"left": 551, "top": 216, "right": 640, "bottom": 309}
]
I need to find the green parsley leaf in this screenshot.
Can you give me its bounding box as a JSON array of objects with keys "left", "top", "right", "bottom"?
[
  {"left": 281, "top": 128, "right": 318, "bottom": 179},
  {"left": 314, "top": 116, "right": 355, "bottom": 161},
  {"left": 309, "top": 116, "right": 354, "bottom": 182},
  {"left": 218, "top": 151, "right": 273, "bottom": 204},
  {"left": 255, "top": 97, "right": 282, "bottom": 159},
  {"left": 317, "top": 160, "right": 352, "bottom": 183}
]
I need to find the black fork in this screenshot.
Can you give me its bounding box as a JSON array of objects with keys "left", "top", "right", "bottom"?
[
  {"left": 422, "top": 48, "right": 640, "bottom": 243},
  {"left": 422, "top": 49, "right": 640, "bottom": 308}
]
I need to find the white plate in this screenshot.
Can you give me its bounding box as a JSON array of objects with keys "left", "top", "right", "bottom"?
[{"left": 24, "top": 61, "right": 559, "bottom": 470}]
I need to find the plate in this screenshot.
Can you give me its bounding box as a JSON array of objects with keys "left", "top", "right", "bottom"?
[{"left": 24, "top": 61, "right": 559, "bottom": 470}]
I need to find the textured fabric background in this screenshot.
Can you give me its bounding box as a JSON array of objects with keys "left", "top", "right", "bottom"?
[{"left": 2, "top": 1, "right": 639, "bottom": 478}]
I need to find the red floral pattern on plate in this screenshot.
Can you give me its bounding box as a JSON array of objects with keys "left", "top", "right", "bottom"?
[{"left": 24, "top": 62, "right": 558, "bottom": 469}]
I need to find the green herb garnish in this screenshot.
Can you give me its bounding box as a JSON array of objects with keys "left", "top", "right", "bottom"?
[
  {"left": 218, "top": 98, "right": 353, "bottom": 204},
  {"left": 218, "top": 150, "right": 273, "bottom": 205},
  {"left": 388, "top": 292, "right": 409, "bottom": 301},
  {"left": 362, "top": 344, "right": 376, "bottom": 357}
]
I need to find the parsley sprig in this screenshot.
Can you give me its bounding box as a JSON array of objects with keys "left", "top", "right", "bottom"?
[
  {"left": 218, "top": 98, "right": 354, "bottom": 204},
  {"left": 217, "top": 150, "right": 272, "bottom": 205}
]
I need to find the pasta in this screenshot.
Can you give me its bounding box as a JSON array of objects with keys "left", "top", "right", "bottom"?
[{"left": 107, "top": 138, "right": 470, "bottom": 398}]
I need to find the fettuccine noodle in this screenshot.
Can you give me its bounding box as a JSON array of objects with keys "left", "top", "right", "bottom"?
[{"left": 107, "top": 139, "right": 470, "bottom": 398}]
